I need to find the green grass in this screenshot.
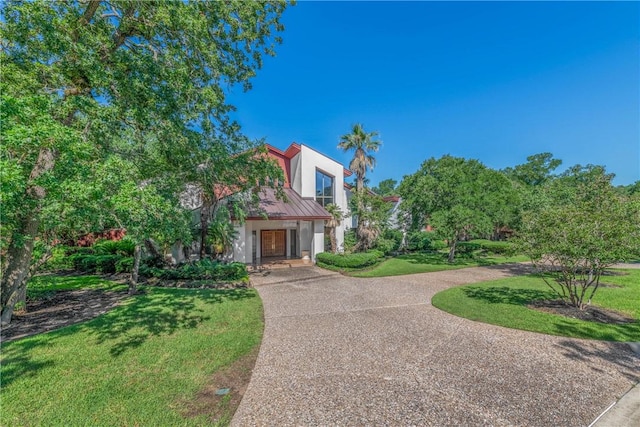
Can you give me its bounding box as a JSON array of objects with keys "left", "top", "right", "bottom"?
[
  {"left": 432, "top": 269, "right": 640, "bottom": 341},
  {"left": 27, "top": 274, "right": 125, "bottom": 300},
  {"left": 352, "top": 252, "right": 528, "bottom": 278},
  {"left": 2, "top": 276, "right": 263, "bottom": 426}
]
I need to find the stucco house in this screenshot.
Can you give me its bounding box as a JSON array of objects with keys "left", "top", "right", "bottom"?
[{"left": 227, "top": 143, "right": 352, "bottom": 265}]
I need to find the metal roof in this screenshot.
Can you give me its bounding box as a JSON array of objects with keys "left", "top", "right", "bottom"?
[{"left": 246, "top": 187, "right": 331, "bottom": 220}]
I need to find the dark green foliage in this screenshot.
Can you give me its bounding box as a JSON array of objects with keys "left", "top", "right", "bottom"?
[
  {"left": 377, "top": 229, "right": 403, "bottom": 254},
  {"left": 141, "top": 260, "right": 248, "bottom": 283},
  {"left": 373, "top": 238, "right": 395, "bottom": 255},
  {"left": 343, "top": 229, "right": 357, "bottom": 253},
  {"left": 93, "top": 239, "right": 135, "bottom": 257},
  {"left": 316, "top": 251, "right": 384, "bottom": 269},
  {"left": 455, "top": 242, "right": 482, "bottom": 258},
  {"left": 407, "top": 231, "right": 432, "bottom": 251},
  {"left": 115, "top": 257, "right": 134, "bottom": 274},
  {"left": 75, "top": 255, "right": 122, "bottom": 274}
]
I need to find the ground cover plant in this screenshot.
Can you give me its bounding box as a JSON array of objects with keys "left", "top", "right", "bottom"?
[
  {"left": 351, "top": 251, "right": 527, "bottom": 278},
  {"left": 1, "top": 275, "right": 263, "bottom": 426},
  {"left": 431, "top": 269, "right": 640, "bottom": 341}
]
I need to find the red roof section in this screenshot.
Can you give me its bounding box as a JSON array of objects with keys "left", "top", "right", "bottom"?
[{"left": 265, "top": 143, "right": 352, "bottom": 183}]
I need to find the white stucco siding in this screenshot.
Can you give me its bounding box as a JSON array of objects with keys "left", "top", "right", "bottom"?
[
  {"left": 313, "top": 219, "right": 324, "bottom": 261},
  {"left": 298, "top": 145, "right": 347, "bottom": 214}
]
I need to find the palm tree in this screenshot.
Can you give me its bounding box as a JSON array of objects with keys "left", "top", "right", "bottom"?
[
  {"left": 338, "top": 123, "right": 381, "bottom": 192},
  {"left": 338, "top": 124, "right": 381, "bottom": 251},
  {"left": 324, "top": 203, "right": 344, "bottom": 254}
]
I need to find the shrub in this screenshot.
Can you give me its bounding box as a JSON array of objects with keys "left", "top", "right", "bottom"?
[
  {"left": 93, "top": 238, "right": 135, "bottom": 256},
  {"left": 343, "top": 229, "right": 357, "bottom": 253},
  {"left": 429, "top": 240, "right": 448, "bottom": 251},
  {"left": 468, "top": 239, "right": 514, "bottom": 255},
  {"left": 67, "top": 253, "right": 123, "bottom": 274},
  {"left": 115, "top": 257, "right": 134, "bottom": 273},
  {"left": 407, "top": 231, "right": 431, "bottom": 251},
  {"left": 374, "top": 238, "right": 396, "bottom": 255},
  {"left": 41, "top": 245, "right": 74, "bottom": 271},
  {"left": 140, "top": 259, "right": 248, "bottom": 282},
  {"left": 316, "top": 251, "right": 383, "bottom": 269},
  {"left": 456, "top": 241, "right": 481, "bottom": 258}
]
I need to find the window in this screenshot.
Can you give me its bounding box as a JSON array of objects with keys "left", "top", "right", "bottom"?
[{"left": 315, "top": 169, "right": 334, "bottom": 207}]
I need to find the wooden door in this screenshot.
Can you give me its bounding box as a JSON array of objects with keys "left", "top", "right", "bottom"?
[{"left": 261, "top": 230, "right": 286, "bottom": 257}]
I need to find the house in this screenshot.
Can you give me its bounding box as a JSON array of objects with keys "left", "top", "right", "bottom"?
[{"left": 229, "top": 143, "right": 352, "bottom": 264}]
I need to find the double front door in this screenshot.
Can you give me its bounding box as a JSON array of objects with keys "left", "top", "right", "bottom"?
[{"left": 261, "top": 230, "right": 286, "bottom": 258}]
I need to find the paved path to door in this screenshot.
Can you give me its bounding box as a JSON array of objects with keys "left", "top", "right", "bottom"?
[{"left": 232, "top": 265, "right": 639, "bottom": 426}]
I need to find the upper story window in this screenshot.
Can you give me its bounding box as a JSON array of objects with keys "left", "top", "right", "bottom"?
[{"left": 315, "top": 169, "right": 334, "bottom": 207}]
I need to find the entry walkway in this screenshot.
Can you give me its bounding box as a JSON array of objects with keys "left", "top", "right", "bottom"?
[{"left": 233, "top": 265, "right": 639, "bottom": 426}]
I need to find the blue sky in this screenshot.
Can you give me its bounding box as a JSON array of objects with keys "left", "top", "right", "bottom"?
[{"left": 228, "top": 1, "right": 640, "bottom": 187}]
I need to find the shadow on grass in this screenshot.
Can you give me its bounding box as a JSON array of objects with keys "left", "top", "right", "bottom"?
[
  {"left": 553, "top": 318, "right": 640, "bottom": 348},
  {"left": 86, "top": 287, "right": 255, "bottom": 357},
  {"left": 398, "top": 252, "right": 470, "bottom": 266},
  {"left": 463, "top": 286, "right": 555, "bottom": 305},
  {"left": 0, "top": 338, "right": 57, "bottom": 387},
  {"left": 0, "top": 287, "right": 256, "bottom": 386},
  {"left": 556, "top": 339, "right": 640, "bottom": 382}
]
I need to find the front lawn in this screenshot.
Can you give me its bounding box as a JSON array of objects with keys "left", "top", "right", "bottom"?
[
  {"left": 1, "top": 276, "right": 263, "bottom": 426},
  {"left": 352, "top": 252, "right": 528, "bottom": 278},
  {"left": 431, "top": 269, "right": 640, "bottom": 341}
]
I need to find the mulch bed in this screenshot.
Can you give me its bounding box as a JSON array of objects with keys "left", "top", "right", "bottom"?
[
  {"left": 1, "top": 278, "right": 250, "bottom": 343},
  {"left": 1, "top": 289, "right": 129, "bottom": 343},
  {"left": 528, "top": 299, "right": 636, "bottom": 324}
]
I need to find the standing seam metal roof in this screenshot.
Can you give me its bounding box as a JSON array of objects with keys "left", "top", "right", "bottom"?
[{"left": 245, "top": 187, "right": 331, "bottom": 220}]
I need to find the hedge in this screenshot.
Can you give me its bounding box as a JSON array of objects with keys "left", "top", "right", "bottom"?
[
  {"left": 140, "top": 259, "right": 248, "bottom": 282},
  {"left": 316, "top": 251, "right": 384, "bottom": 269}
]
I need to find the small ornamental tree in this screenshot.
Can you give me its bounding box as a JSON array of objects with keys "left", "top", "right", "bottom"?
[
  {"left": 517, "top": 169, "right": 640, "bottom": 310},
  {"left": 324, "top": 204, "right": 344, "bottom": 254}
]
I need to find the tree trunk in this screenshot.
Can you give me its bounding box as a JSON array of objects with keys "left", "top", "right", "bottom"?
[
  {"left": 199, "top": 198, "right": 213, "bottom": 259},
  {"left": 0, "top": 213, "right": 40, "bottom": 325},
  {"left": 330, "top": 228, "right": 337, "bottom": 254},
  {"left": 1, "top": 148, "right": 56, "bottom": 326},
  {"left": 129, "top": 244, "right": 142, "bottom": 295},
  {"left": 448, "top": 241, "right": 457, "bottom": 263}
]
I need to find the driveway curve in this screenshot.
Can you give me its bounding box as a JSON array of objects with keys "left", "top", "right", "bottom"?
[{"left": 232, "top": 265, "right": 639, "bottom": 426}]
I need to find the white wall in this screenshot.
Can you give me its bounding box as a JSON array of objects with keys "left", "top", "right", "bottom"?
[
  {"left": 297, "top": 144, "right": 349, "bottom": 252},
  {"left": 312, "top": 220, "right": 324, "bottom": 260}
]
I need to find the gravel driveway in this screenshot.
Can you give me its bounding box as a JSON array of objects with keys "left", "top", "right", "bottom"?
[{"left": 232, "top": 265, "right": 639, "bottom": 426}]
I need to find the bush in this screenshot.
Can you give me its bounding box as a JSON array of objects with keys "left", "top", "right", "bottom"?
[
  {"left": 406, "top": 232, "right": 448, "bottom": 252},
  {"left": 343, "top": 229, "right": 357, "bottom": 253},
  {"left": 429, "top": 240, "right": 448, "bottom": 251},
  {"left": 41, "top": 245, "right": 74, "bottom": 271},
  {"left": 73, "top": 254, "right": 121, "bottom": 273},
  {"left": 407, "top": 231, "right": 431, "bottom": 251},
  {"left": 93, "top": 238, "right": 135, "bottom": 256},
  {"left": 141, "top": 259, "right": 248, "bottom": 282},
  {"left": 374, "top": 238, "right": 396, "bottom": 255},
  {"left": 377, "top": 229, "right": 403, "bottom": 254},
  {"left": 316, "top": 251, "right": 383, "bottom": 269},
  {"left": 115, "top": 257, "right": 134, "bottom": 273},
  {"left": 456, "top": 241, "right": 481, "bottom": 258}
]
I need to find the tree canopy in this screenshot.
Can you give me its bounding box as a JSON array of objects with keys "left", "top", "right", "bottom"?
[
  {"left": 398, "top": 155, "right": 518, "bottom": 262},
  {"left": 0, "top": 0, "right": 290, "bottom": 324},
  {"left": 517, "top": 167, "right": 640, "bottom": 309}
]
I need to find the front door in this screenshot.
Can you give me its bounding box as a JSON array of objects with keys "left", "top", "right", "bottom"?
[{"left": 261, "top": 230, "right": 286, "bottom": 258}]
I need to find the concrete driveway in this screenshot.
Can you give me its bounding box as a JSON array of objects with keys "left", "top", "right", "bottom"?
[{"left": 232, "top": 265, "right": 639, "bottom": 426}]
